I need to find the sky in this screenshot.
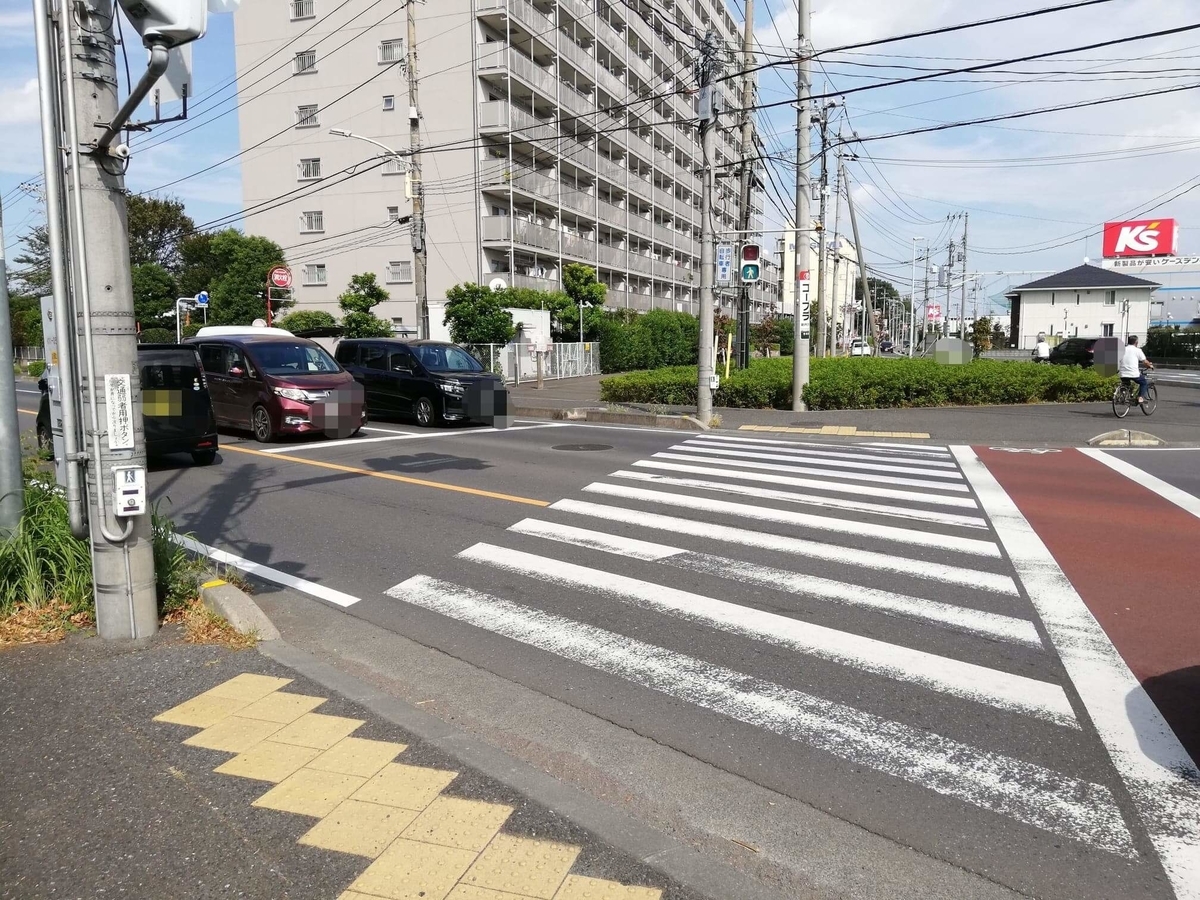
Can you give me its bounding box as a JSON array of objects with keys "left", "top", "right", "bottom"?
[{"left": 4, "top": 0, "right": 1200, "bottom": 317}]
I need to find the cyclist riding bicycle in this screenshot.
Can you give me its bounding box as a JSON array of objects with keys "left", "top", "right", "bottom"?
[{"left": 1118, "top": 334, "right": 1154, "bottom": 404}]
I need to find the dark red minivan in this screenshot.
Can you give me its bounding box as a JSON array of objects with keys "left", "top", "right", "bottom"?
[{"left": 187, "top": 328, "right": 365, "bottom": 442}]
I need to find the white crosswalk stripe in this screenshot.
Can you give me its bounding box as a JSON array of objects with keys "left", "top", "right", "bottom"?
[
  {"left": 652, "top": 452, "right": 973, "bottom": 492},
  {"left": 381, "top": 437, "right": 1142, "bottom": 857},
  {"left": 580, "top": 482, "right": 1001, "bottom": 557},
  {"left": 387, "top": 575, "right": 1133, "bottom": 855}
]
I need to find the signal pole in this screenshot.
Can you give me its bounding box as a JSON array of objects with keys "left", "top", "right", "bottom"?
[
  {"left": 407, "top": 2, "right": 428, "bottom": 340},
  {"left": 960, "top": 212, "right": 969, "bottom": 337},
  {"left": 814, "top": 107, "right": 829, "bottom": 359},
  {"left": 697, "top": 30, "right": 721, "bottom": 425},
  {"left": 791, "top": 0, "right": 812, "bottom": 411},
  {"left": 0, "top": 197, "right": 21, "bottom": 537},
  {"left": 734, "top": 0, "right": 755, "bottom": 369}
]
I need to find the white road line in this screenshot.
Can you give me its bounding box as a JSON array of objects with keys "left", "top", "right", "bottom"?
[
  {"left": 463, "top": 541, "right": 1068, "bottom": 723},
  {"left": 360, "top": 425, "right": 421, "bottom": 435},
  {"left": 633, "top": 459, "right": 978, "bottom": 509},
  {"left": 581, "top": 482, "right": 1000, "bottom": 557},
  {"left": 260, "top": 422, "right": 564, "bottom": 453},
  {"left": 862, "top": 441, "right": 950, "bottom": 452},
  {"left": 672, "top": 444, "right": 966, "bottom": 480},
  {"left": 509, "top": 519, "right": 1040, "bottom": 647},
  {"left": 610, "top": 470, "right": 988, "bottom": 529},
  {"left": 552, "top": 499, "right": 1019, "bottom": 595},
  {"left": 717, "top": 435, "right": 952, "bottom": 459},
  {"left": 1079, "top": 449, "right": 1200, "bottom": 522},
  {"left": 386, "top": 575, "right": 1132, "bottom": 854},
  {"left": 684, "top": 438, "right": 959, "bottom": 469},
  {"left": 955, "top": 445, "right": 1200, "bottom": 896},
  {"left": 652, "top": 452, "right": 973, "bottom": 493},
  {"left": 172, "top": 535, "right": 360, "bottom": 607}
]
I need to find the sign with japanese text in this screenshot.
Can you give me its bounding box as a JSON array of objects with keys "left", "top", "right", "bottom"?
[{"left": 105, "top": 374, "right": 135, "bottom": 451}]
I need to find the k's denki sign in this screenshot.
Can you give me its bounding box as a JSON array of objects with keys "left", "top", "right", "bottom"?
[{"left": 1102, "top": 219, "right": 1179, "bottom": 258}]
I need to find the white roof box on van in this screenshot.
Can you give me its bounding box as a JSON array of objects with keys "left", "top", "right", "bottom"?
[{"left": 194, "top": 325, "right": 294, "bottom": 337}]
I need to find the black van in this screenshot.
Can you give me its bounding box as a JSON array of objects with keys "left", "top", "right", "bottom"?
[
  {"left": 36, "top": 344, "right": 219, "bottom": 465},
  {"left": 335, "top": 338, "right": 506, "bottom": 426}
]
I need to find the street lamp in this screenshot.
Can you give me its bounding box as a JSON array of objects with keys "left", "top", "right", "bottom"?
[{"left": 328, "top": 128, "right": 426, "bottom": 338}]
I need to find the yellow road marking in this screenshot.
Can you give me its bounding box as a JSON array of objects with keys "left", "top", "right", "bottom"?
[
  {"left": 221, "top": 443, "right": 550, "bottom": 507},
  {"left": 17, "top": 408, "right": 37, "bottom": 416},
  {"left": 737, "top": 424, "right": 932, "bottom": 439}
]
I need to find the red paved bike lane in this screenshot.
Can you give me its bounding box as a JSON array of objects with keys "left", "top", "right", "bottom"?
[{"left": 976, "top": 446, "right": 1200, "bottom": 763}]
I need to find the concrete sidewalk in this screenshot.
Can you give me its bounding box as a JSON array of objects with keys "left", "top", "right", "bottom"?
[
  {"left": 0, "top": 631, "right": 706, "bottom": 900},
  {"left": 509, "top": 376, "right": 1200, "bottom": 445}
]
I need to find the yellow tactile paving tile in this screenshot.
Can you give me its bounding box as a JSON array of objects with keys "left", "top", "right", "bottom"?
[
  {"left": 205, "top": 673, "right": 293, "bottom": 702},
  {"left": 270, "top": 712, "right": 365, "bottom": 750},
  {"left": 349, "top": 838, "right": 477, "bottom": 900},
  {"left": 236, "top": 691, "right": 327, "bottom": 723},
  {"left": 402, "top": 796, "right": 513, "bottom": 852},
  {"left": 309, "top": 737, "right": 408, "bottom": 779},
  {"left": 300, "top": 799, "right": 419, "bottom": 858},
  {"left": 448, "top": 887, "right": 540, "bottom": 900},
  {"left": 153, "top": 693, "right": 253, "bottom": 728},
  {"left": 214, "top": 740, "right": 321, "bottom": 782},
  {"left": 461, "top": 835, "right": 580, "bottom": 900},
  {"left": 183, "top": 715, "right": 284, "bottom": 753},
  {"left": 554, "top": 875, "right": 662, "bottom": 899},
  {"left": 352, "top": 763, "right": 458, "bottom": 811},
  {"left": 253, "top": 768, "right": 367, "bottom": 818}
]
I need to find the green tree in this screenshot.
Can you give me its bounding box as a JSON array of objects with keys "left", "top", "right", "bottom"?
[
  {"left": 970, "top": 316, "right": 993, "bottom": 356},
  {"left": 138, "top": 327, "right": 175, "bottom": 344},
  {"left": 181, "top": 230, "right": 289, "bottom": 325},
  {"left": 177, "top": 232, "right": 222, "bottom": 299},
  {"left": 854, "top": 277, "right": 900, "bottom": 305},
  {"left": 6, "top": 294, "right": 42, "bottom": 348},
  {"left": 12, "top": 224, "right": 51, "bottom": 296},
  {"left": 126, "top": 195, "right": 194, "bottom": 271},
  {"left": 131, "top": 262, "right": 178, "bottom": 329},
  {"left": 276, "top": 309, "right": 339, "bottom": 334},
  {"left": 444, "top": 283, "right": 516, "bottom": 345},
  {"left": 337, "top": 273, "right": 393, "bottom": 338},
  {"left": 562, "top": 264, "right": 607, "bottom": 341}
]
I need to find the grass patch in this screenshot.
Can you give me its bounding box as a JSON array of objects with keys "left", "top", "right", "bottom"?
[{"left": 164, "top": 598, "right": 257, "bottom": 650}]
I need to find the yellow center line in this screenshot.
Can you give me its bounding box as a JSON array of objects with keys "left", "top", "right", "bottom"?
[
  {"left": 221, "top": 443, "right": 550, "bottom": 507},
  {"left": 17, "top": 408, "right": 37, "bottom": 416}
]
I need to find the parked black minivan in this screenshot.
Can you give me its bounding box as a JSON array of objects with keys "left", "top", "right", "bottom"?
[
  {"left": 335, "top": 339, "right": 506, "bottom": 426},
  {"left": 37, "top": 343, "right": 218, "bottom": 464}
]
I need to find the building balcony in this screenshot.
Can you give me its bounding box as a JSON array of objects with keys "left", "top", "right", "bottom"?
[
  {"left": 556, "top": 37, "right": 595, "bottom": 79},
  {"left": 478, "top": 44, "right": 558, "bottom": 104},
  {"left": 477, "top": 0, "right": 554, "bottom": 43},
  {"left": 478, "top": 100, "right": 558, "bottom": 145},
  {"left": 624, "top": 212, "right": 653, "bottom": 239},
  {"left": 559, "top": 0, "right": 594, "bottom": 27},
  {"left": 511, "top": 272, "right": 559, "bottom": 291}
]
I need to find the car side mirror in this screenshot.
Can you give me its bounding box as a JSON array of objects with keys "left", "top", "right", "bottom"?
[{"left": 228, "top": 366, "right": 245, "bottom": 378}]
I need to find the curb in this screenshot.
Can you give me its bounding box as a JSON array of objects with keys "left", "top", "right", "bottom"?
[
  {"left": 513, "top": 404, "right": 709, "bottom": 431},
  {"left": 199, "top": 577, "right": 280, "bottom": 641},
  {"left": 1086, "top": 429, "right": 1168, "bottom": 448}
]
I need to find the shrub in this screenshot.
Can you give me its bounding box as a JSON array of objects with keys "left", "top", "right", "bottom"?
[
  {"left": 595, "top": 309, "right": 699, "bottom": 373},
  {"left": 26, "top": 360, "right": 46, "bottom": 378},
  {"left": 276, "top": 309, "right": 338, "bottom": 334},
  {"left": 0, "top": 476, "right": 93, "bottom": 616},
  {"left": 138, "top": 327, "right": 175, "bottom": 344}
]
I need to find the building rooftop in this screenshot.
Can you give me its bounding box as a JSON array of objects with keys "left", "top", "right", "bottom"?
[{"left": 1008, "top": 264, "right": 1160, "bottom": 294}]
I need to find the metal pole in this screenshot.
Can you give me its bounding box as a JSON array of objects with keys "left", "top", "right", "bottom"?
[
  {"left": 697, "top": 30, "right": 719, "bottom": 425},
  {"left": 909, "top": 239, "right": 920, "bottom": 357},
  {"left": 0, "top": 197, "right": 23, "bottom": 537},
  {"left": 734, "top": 0, "right": 754, "bottom": 370},
  {"left": 31, "top": 0, "right": 86, "bottom": 538},
  {"left": 814, "top": 108, "right": 828, "bottom": 359},
  {"left": 791, "top": 0, "right": 812, "bottom": 411},
  {"left": 960, "top": 212, "right": 969, "bottom": 339},
  {"left": 407, "top": 2, "right": 428, "bottom": 340},
  {"left": 61, "top": 0, "right": 158, "bottom": 639},
  {"left": 841, "top": 158, "right": 877, "bottom": 350}
]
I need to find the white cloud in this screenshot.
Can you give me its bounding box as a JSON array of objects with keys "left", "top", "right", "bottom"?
[{"left": 0, "top": 78, "right": 39, "bottom": 125}]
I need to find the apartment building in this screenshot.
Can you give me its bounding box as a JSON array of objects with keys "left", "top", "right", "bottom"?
[{"left": 232, "top": 0, "right": 774, "bottom": 332}]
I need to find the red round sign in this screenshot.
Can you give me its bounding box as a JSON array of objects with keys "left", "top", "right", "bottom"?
[{"left": 269, "top": 266, "right": 292, "bottom": 289}]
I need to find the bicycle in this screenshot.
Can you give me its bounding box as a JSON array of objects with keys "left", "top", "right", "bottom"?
[{"left": 1112, "top": 376, "right": 1157, "bottom": 418}]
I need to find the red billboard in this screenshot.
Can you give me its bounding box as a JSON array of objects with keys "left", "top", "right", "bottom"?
[{"left": 1102, "top": 219, "right": 1178, "bottom": 258}]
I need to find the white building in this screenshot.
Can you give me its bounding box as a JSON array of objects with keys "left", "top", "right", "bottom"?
[
  {"left": 231, "top": 0, "right": 770, "bottom": 330},
  {"left": 1004, "top": 264, "right": 1158, "bottom": 350}
]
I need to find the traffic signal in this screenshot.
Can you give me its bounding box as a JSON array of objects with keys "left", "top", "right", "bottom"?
[{"left": 740, "top": 242, "right": 761, "bottom": 283}]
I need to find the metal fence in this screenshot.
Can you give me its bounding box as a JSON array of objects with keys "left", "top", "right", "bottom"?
[
  {"left": 464, "top": 341, "right": 600, "bottom": 385},
  {"left": 14, "top": 347, "right": 45, "bottom": 361}
]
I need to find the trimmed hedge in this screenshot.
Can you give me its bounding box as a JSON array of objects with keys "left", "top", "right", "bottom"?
[
  {"left": 595, "top": 309, "right": 699, "bottom": 373},
  {"left": 26, "top": 360, "right": 46, "bottom": 378},
  {"left": 599, "top": 357, "right": 1117, "bottom": 410}
]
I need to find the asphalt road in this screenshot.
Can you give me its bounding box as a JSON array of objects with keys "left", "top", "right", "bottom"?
[{"left": 130, "top": 417, "right": 1200, "bottom": 900}]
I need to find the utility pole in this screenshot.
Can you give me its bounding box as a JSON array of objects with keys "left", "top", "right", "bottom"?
[
  {"left": 828, "top": 144, "right": 843, "bottom": 356},
  {"left": 814, "top": 106, "right": 830, "bottom": 359},
  {"left": 946, "top": 239, "right": 956, "bottom": 336},
  {"left": 960, "top": 212, "right": 969, "bottom": 338},
  {"left": 923, "top": 250, "right": 931, "bottom": 346},
  {"left": 734, "top": 0, "right": 754, "bottom": 369},
  {"left": 407, "top": 2, "right": 428, "bottom": 340},
  {"left": 791, "top": 0, "right": 812, "bottom": 411},
  {"left": 908, "top": 237, "right": 922, "bottom": 357},
  {"left": 0, "top": 196, "right": 22, "bottom": 537},
  {"left": 58, "top": 0, "right": 159, "bottom": 638},
  {"left": 697, "top": 29, "right": 721, "bottom": 424},
  {"left": 840, "top": 156, "right": 878, "bottom": 350}
]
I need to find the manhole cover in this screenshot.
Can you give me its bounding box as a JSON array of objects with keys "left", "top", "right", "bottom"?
[{"left": 552, "top": 443, "right": 613, "bottom": 452}]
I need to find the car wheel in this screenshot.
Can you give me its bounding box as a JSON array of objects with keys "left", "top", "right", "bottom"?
[
  {"left": 414, "top": 395, "right": 439, "bottom": 427},
  {"left": 191, "top": 450, "right": 217, "bottom": 466},
  {"left": 251, "top": 405, "right": 274, "bottom": 442}
]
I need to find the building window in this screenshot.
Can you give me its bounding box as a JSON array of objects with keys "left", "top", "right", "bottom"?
[
  {"left": 382, "top": 157, "right": 404, "bottom": 176},
  {"left": 295, "top": 104, "right": 319, "bottom": 128},
  {"left": 387, "top": 206, "right": 400, "bottom": 221},
  {"left": 294, "top": 50, "right": 317, "bottom": 74},
  {"left": 1104, "top": 290, "right": 1116, "bottom": 305},
  {"left": 299, "top": 210, "right": 324, "bottom": 233},
  {"left": 290, "top": 0, "right": 314, "bottom": 20},
  {"left": 379, "top": 39, "right": 404, "bottom": 64},
  {"left": 1102, "top": 323, "right": 1114, "bottom": 336},
  {"left": 298, "top": 157, "right": 321, "bottom": 180},
  {"left": 303, "top": 264, "right": 327, "bottom": 285},
  {"left": 387, "top": 260, "right": 413, "bottom": 283},
  {"left": 382, "top": 95, "right": 395, "bottom": 111}
]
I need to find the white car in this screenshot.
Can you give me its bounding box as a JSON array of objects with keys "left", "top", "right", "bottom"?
[{"left": 849, "top": 339, "right": 870, "bottom": 357}]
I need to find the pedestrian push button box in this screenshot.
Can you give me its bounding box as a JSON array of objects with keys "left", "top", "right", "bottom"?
[{"left": 112, "top": 465, "right": 147, "bottom": 517}]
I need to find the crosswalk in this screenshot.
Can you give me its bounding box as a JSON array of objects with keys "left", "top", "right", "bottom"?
[{"left": 383, "top": 434, "right": 1137, "bottom": 859}]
